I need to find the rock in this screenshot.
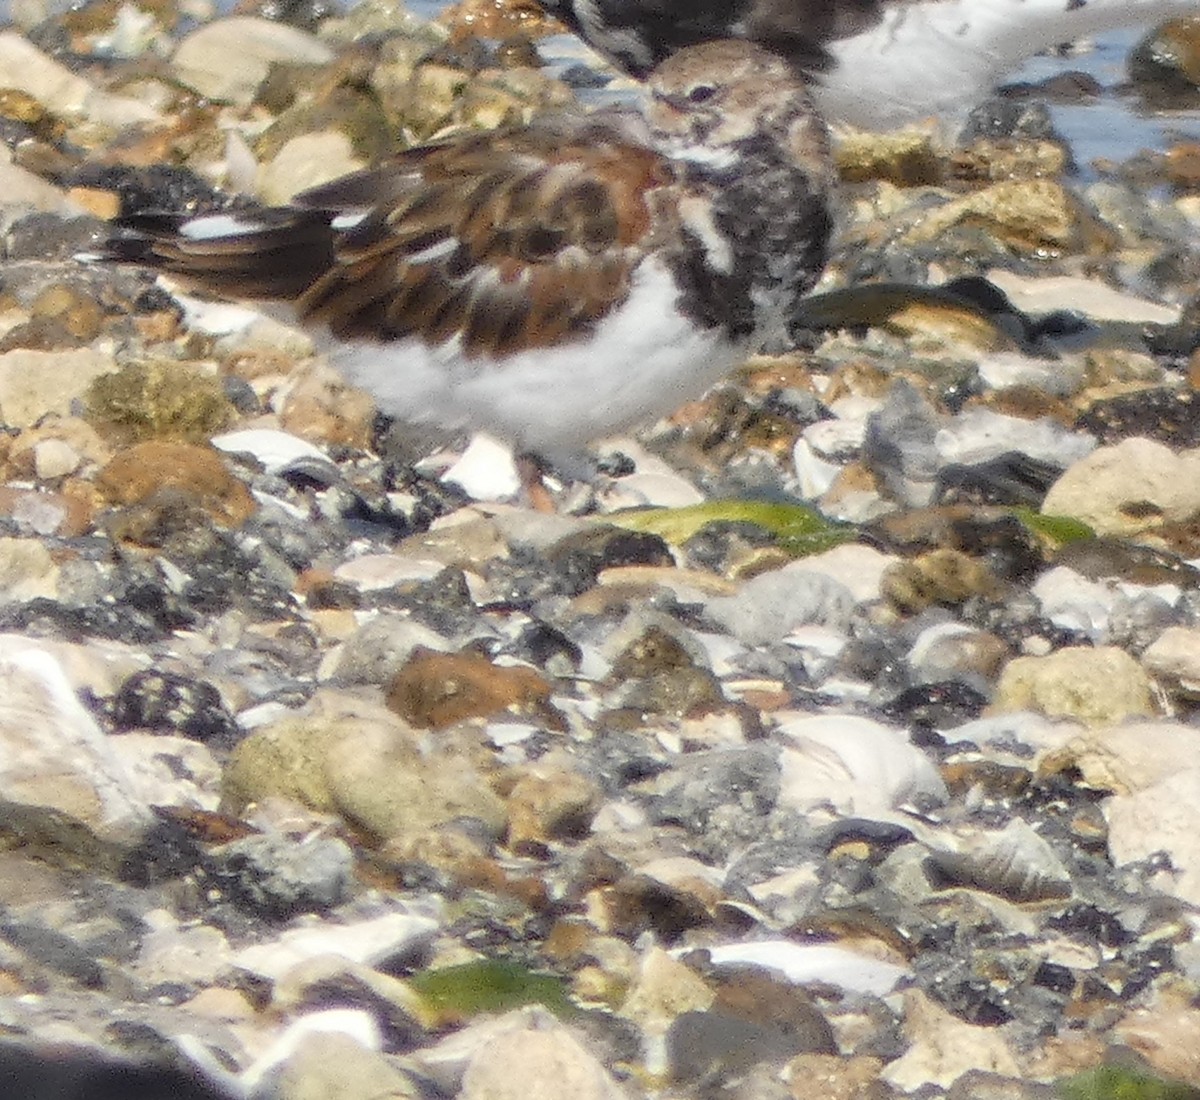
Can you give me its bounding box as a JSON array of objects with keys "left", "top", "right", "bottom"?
[
  {"left": 985, "top": 271, "right": 1182, "bottom": 325},
  {"left": 0, "top": 31, "right": 163, "bottom": 126},
  {"left": 0, "top": 537, "right": 59, "bottom": 604},
  {"left": 1129, "top": 17, "right": 1200, "bottom": 96},
  {"left": 84, "top": 360, "right": 236, "bottom": 445},
  {"left": 505, "top": 762, "right": 602, "bottom": 850},
  {"left": 258, "top": 131, "right": 367, "bottom": 205},
  {"left": 253, "top": 1027, "right": 416, "bottom": 1100},
  {"left": 111, "top": 669, "right": 237, "bottom": 744},
  {"left": 776, "top": 713, "right": 947, "bottom": 816},
  {"left": 171, "top": 17, "right": 335, "bottom": 105},
  {"left": 882, "top": 549, "right": 1000, "bottom": 614},
  {"left": 385, "top": 648, "right": 562, "bottom": 731},
  {"left": 1041, "top": 438, "right": 1200, "bottom": 537},
  {"left": 1104, "top": 771, "right": 1200, "bottom": 906},
  {"left": 0, "top": 642, "right": 153, "bottom": 837},
  {"left": 707, "top": 562, "right": 855, "bottom": 646},
  {"left": 990, "top": 646, "right": 1157, "bottom": 726},
  {"left": 704, "top": 941, "right": 909, "bottom": 998},
  {"left": 0, "top": 347, "right": 117, "bottom": 428},
  {"left": 787, "top": 1054, "right": 893, "bottom": 1100},
  {"left": 223, "top": 692, "right": 507, "bottom": 844},
  {"left": 232, "top": 912, "right": 440, "bottom": 983},
  {"left": 95, "top": 442, "right": 257, "bottom": 530},
  {"left": 458, "top": 1013, "right": 626, "bottom": 1100},
  {"left": 1141, "top": 626, "right": 1200, "bottom": 699},
  {"left": 208, "top": 832, "right": 354, "bottom": 920},
  {"left": 883, "top": 990, "right": 1021, "bottom": 1091}
]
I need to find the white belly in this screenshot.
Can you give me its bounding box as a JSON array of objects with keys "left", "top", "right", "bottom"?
[{"left": 323, "top": 257, "right": 745, "bottom": 453}]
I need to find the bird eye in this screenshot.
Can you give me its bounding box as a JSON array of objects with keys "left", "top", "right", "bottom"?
[{"left": 687, "top": 84, "right": 717, "bottom": 104}]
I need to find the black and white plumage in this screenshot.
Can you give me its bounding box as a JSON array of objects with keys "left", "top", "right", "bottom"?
[
  {"left": 534, "top": 0, "right": 1199, "bottom": 129},
  {"left": 109, "top": 40, "right": 834, "bottom": 454}
]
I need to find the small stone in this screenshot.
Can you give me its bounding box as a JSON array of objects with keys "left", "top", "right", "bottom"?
[
  {"left": 882, "top": 549, "right": 1000, "bottom": 614},
  {"left": 0, "top": 347, "right": 117, "bottom": 428},
  {"left": 209, "top": 831, "right": 354, "bottom": 919},
  {"left": 991, "top": 646, "right": 1157, "bottom": 726},
  {"left": 1041, "top": 438, "right": 1200, "bottom": 537},
  {"left": 707, "top": 561, "right": 855, "bottom": 646},
  {"left": 458, "top": 1012, "right": 626, "bottom": 1100},
  {"left": 95, "top": 441, "right": 257, "bottom": 530},
  {"left": 385, "top": 648, "right": 562, "bottom": 731},
  {"left": 171, "top": 16, "right": 335, "bottom": 105},
  {"left": 85, "top": 360, "right": 236, "bottom": 445},
  {"left": 258, "top": 1028, "right": 418, "bottom": 1100},
  {"left": 258, "top": 130, "right": 366, "bottom": 205},
  {"left": 505, "top": 762, "right": 601, "bottom": 850},
  {"left": 111, "top": 669, "right": 236, "bottom": 744},
  {"left": 787, "top": 1054, "right": 893, "bottom": 1100}
]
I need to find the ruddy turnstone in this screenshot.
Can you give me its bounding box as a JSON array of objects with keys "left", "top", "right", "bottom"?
[
  {"left": 106, "top": 39, "right": 833, "bottom": 458},
  {"left": 535, "top": 0, "right": 1199, "bottom": 129}
]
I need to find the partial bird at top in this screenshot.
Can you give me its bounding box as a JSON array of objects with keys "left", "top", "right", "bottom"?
[{"left": 532, "top": 0, "right": 1198, "bottom": 129}]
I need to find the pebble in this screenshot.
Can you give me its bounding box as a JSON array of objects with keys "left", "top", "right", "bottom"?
[{"left": 0, "top": 5, "right": 1196, "bottom": 1099}]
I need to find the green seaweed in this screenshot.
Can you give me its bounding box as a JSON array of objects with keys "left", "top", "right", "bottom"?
[
  {"left": 409, "top": 958, "right": 576, "bottom": 1024},
  {"left": 1059, "top": 1065, "right": 1200, "bottom": 1100},
  {"left": 610, "top": 500, "right": 857, "bottom": 558},
  {"left": 1012, "top": 507, "right": 1095, "bottom": 548}
]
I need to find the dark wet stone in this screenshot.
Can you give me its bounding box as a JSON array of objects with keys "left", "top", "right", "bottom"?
[
  {"left": 883, "top": 681, "right": 988, "bottom": 730},
  {"left": 509, "top": 619, "right": 582, "bottom": 673},
  {"left": 949, "top": 512, "right": 1046, "bottom": 584},
  {"left": 112, "top": 669, "right": 237, "bottom": 745},
  {"left": 383, "top": 566, "right": 477, "bottom": 632},
  {"left": 237, "top": 0, "right": 337, "bottom": 30},
  {"left": 1053, "top": 538, "right": 1200, "bottom": 588},
  {"left": 1075, "top": 387, "right": 1200, "bottom": 446},
  {"left": 208, "top": 833, "right": 353, "bottom": 921},
  {"left": 681, "top": 520, "right": 780, "bottom": 575},
  {"left": 999, "top": 70, "right": 1103, "bottom": 104},
  {"left": 0, "top": 916, "right": 105, "bottom": 988},
  {"left": 960, "top": 98, "right": 1062, "bottom": 143},
  {"left": 0, "top": 1042, "right": 235, "bottom": 1100},
  {"left": 602, "top": 874, "right": 709, "bottom": 943},
  {"left": 559, "top": 62, "right": 610, "bottom": 88},
  {"left": 667, "top": 1007, "right": 829, "bottom": 1084},
  {"left": 651, "top": 746, "right": 780, "bottom": 835},
  {"left": 543, "top": 526, "right": 673, "bottom": 596},
  {"left": 1129, "top": 17, "right": 1200, "bottom": 106},
  {"left": 934, "top": 452, "right": 1063, "bottom": 508},
  {"left": 119, "top": 818, "right": 207, "bottom": 887},
  {"left": 946, "top": 1070, "right": 1059, "bottom": 1100},
  {"left": 0, "top": 594, "right": 181, "bottom": 644},
  {"left": 68, "top": 164, "right": 230, "bottom": 219},
  {"left": 603, "top": 626, "right": 726, "bottom": 721},
  {"left": 5, "top": 213, "right": 110, "bottom": 261}
]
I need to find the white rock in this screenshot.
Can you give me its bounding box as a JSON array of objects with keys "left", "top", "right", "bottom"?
[
  {"left": 0, "top": 348, "right": 117, "bottom": 427},
  {"left": 231, "top": 911, "right": 439, "bottom": 981},
  {"left": 1105, "top": 771, "right": 1200, "bottom": 907},
  {"left": 976, "top": 351, "right": 1086, "bottom": 396},
  {"left": 794, "top": 542, "right": 895, "bottom": 603},
  {"left": 0, "top": 641, "right": 152, "bottom": 834},
  {"left": 986, "top": 270, "right": 1182, "bottom": 325},
  {"left": 707, "top": 562, "right": 855, "bottom": 646},
  {"left": 934, "top": 407, "right": 1095, "bottom": 468},
  {"left": 459, "top": 1012, "right": 626, "bottom": 1100},
  {"left": 212, "top": 428, "right": 327, "bottom": 475},
  {"left": 883, "top": 990, "right": 1020, "bottom": 1090},
  {"left": 792, "top": 437, "right": 842, "bottom": 499},
  {"left": 333, "top": 553, "right": 447, "bottom": 590},
  {"left": 108, "top": 733, "right": 221, "bottom": 810},
  {"left": 1142, "top": 626, "right": 1200, "bottom": 698},
  {"left": 239, "top": 1008, "right": 383, "bottom": 1093},
  {"left": 0, "top": 30, "right": 162, "bottom": 125},
  {"left": 172, "top": 17, "right": 335, "bottom": 106},
  {"left": 443, "top": 433, "right": 522, "bottom": 501},
  {"left": 776, "top": 713, "right": 947, "bottom": 816},
  {"left": 701, "top": 940, "right": 909, "bottom": 997},
  {"left": 803, "top": 414, "right": 868, "bottom": 458}
]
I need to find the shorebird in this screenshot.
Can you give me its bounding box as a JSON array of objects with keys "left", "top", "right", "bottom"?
[
  {"left": 105, "top": 40, "right": 835, "bottom": 457},
  {"left": 532, "top": 0, "right": 1197, "bottom": 129}
]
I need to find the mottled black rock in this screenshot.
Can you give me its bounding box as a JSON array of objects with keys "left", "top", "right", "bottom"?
[
  {"left": 667, "top": 1008, "right": 832, "bottom": 1084},
  {"left": 207, "top": 833, "right": 353, "bottom": 921},
  {"left": 112, "top": 670, "right": 236, "bottom": 745},
  {"left": 934, "top": 452, "right": 1063, "bottom": 508},
  {"left": 544, "top": 526, "right": 674, "bottom": 596},
  {"left": 68, "top": 165, "right": 229, "bottom": 220},
  {"left": 883, "top": 681, "right": 988, "bottom": 730},
  {"left": 1075, "top": 387, "right": 1200, "bottom": 447}
]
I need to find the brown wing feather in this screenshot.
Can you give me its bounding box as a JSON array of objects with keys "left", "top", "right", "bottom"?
[{"left": 295, "top": 123, "right": 677, "bottom": 359}]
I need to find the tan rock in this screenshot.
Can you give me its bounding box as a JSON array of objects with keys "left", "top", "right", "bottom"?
[
  {"left": 0, "top": 348, "right": 117, "bottom": 428},
  {"left": 990, "top": 646, "right": 1156, "bottom": 726},
  {"left": 1041, "top": 438, "right": 1200, "bottom": 537}
]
